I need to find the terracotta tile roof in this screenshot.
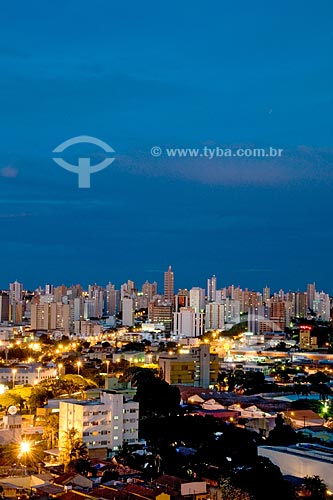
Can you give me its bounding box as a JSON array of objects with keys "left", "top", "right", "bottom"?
[
  {"left": 153, "top": 475, "right": 185, "bottom": 491},
  {"left": 284, "top": 410, "right": 322, "bottom": 419},
  {"left": 91, "top": 487, "right": 127, "bottom": 500},
  {"left": 122, "top": 483, "right": 161, "bottom": 499}
]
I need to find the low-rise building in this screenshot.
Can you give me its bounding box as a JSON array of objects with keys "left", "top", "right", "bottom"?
[
  {"left": 0, "top": 364, "right": 55, "bottom": 386},
  {"left": 258, "top": 443, "right": 333, "bottom": 490}
]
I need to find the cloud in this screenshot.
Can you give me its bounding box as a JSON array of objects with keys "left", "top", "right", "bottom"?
[
  {"left": 0, "top": 212, "right": 31, "bottom": 219},
  {"left": 117, "top": 145, "right": 333, "bottom": 187},
  {"left": 0, "top": 166, "right": 18, "bottom": 178}
]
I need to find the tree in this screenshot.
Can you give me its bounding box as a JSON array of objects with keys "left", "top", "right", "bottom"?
[
  {"left": 61, "top": 428, "right": 88, "bottom": 472},
  {"left": 307, "top": 372, "right": 329, "bottom": 384},
  {"left": 301, "top": 475, "right": 328, "bottom": 500},
  {"left": 133, "top": 369, "right": 180, "bottom": 417},
  {"left": 267, "top": 413, "right": 297, "bottom": 446},
  {"left": 219, "top": 478, "right": 250, "bottom": 500},
  {"left": 28, "top": 387, "right": 49, "bottom": 412},
  {"left": 42, "top": 413, "right": 59, "bottom": 449},
  {"left": 232, "top": 457, "right": 295, "bottom": 500}
]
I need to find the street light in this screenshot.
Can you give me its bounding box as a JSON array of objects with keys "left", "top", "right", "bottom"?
[
  {"left": 12, "top": 368, "right": 17, "bottom": 388},
  {"left": 77, "top": 361, "right": 82, "bottom": 375},
  {"left": 20, "top": 441, "right": 30, "bottom": 454},
  {"left": 19, "top": 440, "right": 31, "bottom": 467}
]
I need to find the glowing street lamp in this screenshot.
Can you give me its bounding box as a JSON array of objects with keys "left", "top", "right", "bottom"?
[
  {"left": 77, "top": 361, "right": 82, "bottom": 375},
  {"left": 19, "top": 440, "right": 31, "bottom": 467},
  {"left": 20, "top": 441, "right": 30, "bottom": 454}
]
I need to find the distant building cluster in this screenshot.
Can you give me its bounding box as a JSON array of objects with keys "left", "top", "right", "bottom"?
[{"left": 0, "top": 273, "right": 330, "bottom": 342}]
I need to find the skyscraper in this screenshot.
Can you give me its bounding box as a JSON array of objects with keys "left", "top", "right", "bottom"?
[
  {"left": 205, "top": 302, "right": 224, "bottom": 330},
  {"left": 122, "top": 296, "right": 134, "bottom": 327},
  {"left": 142, "top": 281, "right": 157, "bottom": 303},
  {"left": 9, "top": 281, "right": 23, "bottom": 305},
  {"left": 263, "top": 286, "right": 270, "bottom": 304},
  {"left": 207, "top": 275, "right": 217, "bottom": 302},
  {"left": 164, "top": 265, "right": 174, "bottom": 304},
  {"left": 307, "top": 283, "right": 316, "bottom": 310},
  {"left": 173, "top": 307, "right": 204, "bottom": 337},
  {"left": 0, "top": 293, "right": 9, "bottom": 323},
  {"left": 189, "top": 287, "right": 205, "bottom": 313}
]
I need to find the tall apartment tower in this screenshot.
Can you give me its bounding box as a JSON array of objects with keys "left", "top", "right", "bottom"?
[
  {"left": 9, "top": 281, "right": 23, "bottom": 305},
  {"left": 142, "top": 281, "right": 157, "bottom": 303},
  {"left": 207, "top": 275, "right": 217, "bottom": 302},
  {"left": 173, "top": 307, "right": 204, "bottom": 337},
  {"left": 164, "top": 265, "right": 174, "bottom": 304},
  {"left": 105, "top": 283, "right": 119, "bottom": 316},
  {"left": 205, "top": 302, "right": 225, "bottom": 330},
  {"left": 263, "top": 286, "right": 270, "bottom": 304},
  {"left": 189, "top": 287, "right": 205, "bottom": 313},
  {"left": 0, "top": 293, "right": 10, "bottom": 323},
  {"left": 45, "top": 283, "right": 54, "bottom": 295},
  {"left": 307, "top": 283, "right": 316, "bottom": 310},
  {"left": 122, "top": 296, "right": 134, "bottom": 327}
]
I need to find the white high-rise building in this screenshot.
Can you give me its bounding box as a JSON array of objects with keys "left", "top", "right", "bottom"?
[
  {"left": 207, "top": 275, "right": 217, "bottom": 302},
  {"left": 313, "top": 292, "right": 331, "bottom": 322},
  {"left": 105, "top": 283, "right": 119, "bottom": 316},
  {"left": 215, "top": 289, "right": 227, "bottom": 303},
  {"left": 173, "top": 307, "right": 204, "bottom": 337},
  {"left": 205, "top": 302, "right": 224, "bottom": 330},
  {"left": 59, "top": 392, "right": 139, "bottom": 459},
  {"left": 122, "top": 297, "right": 134, "bottom": 327},
  {"left": 223, "top": 298, "right": 241, "bottom": 325},
  {"left": 189, "top": 287, "right": 205, "bottom": 313},
  {"left": 74, "top": 297, "right": 84, "bottom": 321},
  {"left": 83, "top": 299, "right": 97, "bottom": 319}
]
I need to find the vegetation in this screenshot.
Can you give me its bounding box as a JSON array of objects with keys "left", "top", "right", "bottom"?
[
  {"left": 60, "top": 427, "right": 88, "bottom": 472},
  {"left": 301, "top": 475, "right": 328, "bottom": 500}
]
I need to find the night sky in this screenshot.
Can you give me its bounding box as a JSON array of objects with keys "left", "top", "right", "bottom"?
[{"left": 0, "top": 1, "right": 332, "bottom": 292}]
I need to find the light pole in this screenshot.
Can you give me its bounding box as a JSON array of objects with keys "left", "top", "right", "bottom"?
[
  {"left": 77, "top": 361, "right": 82, "bottom": 375},
  {"left": 12, "top": 368, "right": 17, "bottom": 388}
]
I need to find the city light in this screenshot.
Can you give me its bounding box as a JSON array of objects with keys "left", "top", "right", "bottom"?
[
  {"left": 12, "top": 368, "right": 17, "bottom": 388},
  {"left": 20, "top": 441, "right": 31, "bottom": 454}
]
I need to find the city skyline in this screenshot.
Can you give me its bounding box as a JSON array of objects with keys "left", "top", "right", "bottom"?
[{"left": 0, "top": 274, "right": 326, "bottom": 297}]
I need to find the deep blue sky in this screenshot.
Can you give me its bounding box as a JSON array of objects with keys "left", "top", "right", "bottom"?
[{"left": 0, "top": 1, "right": 332, "bottom": 293}]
